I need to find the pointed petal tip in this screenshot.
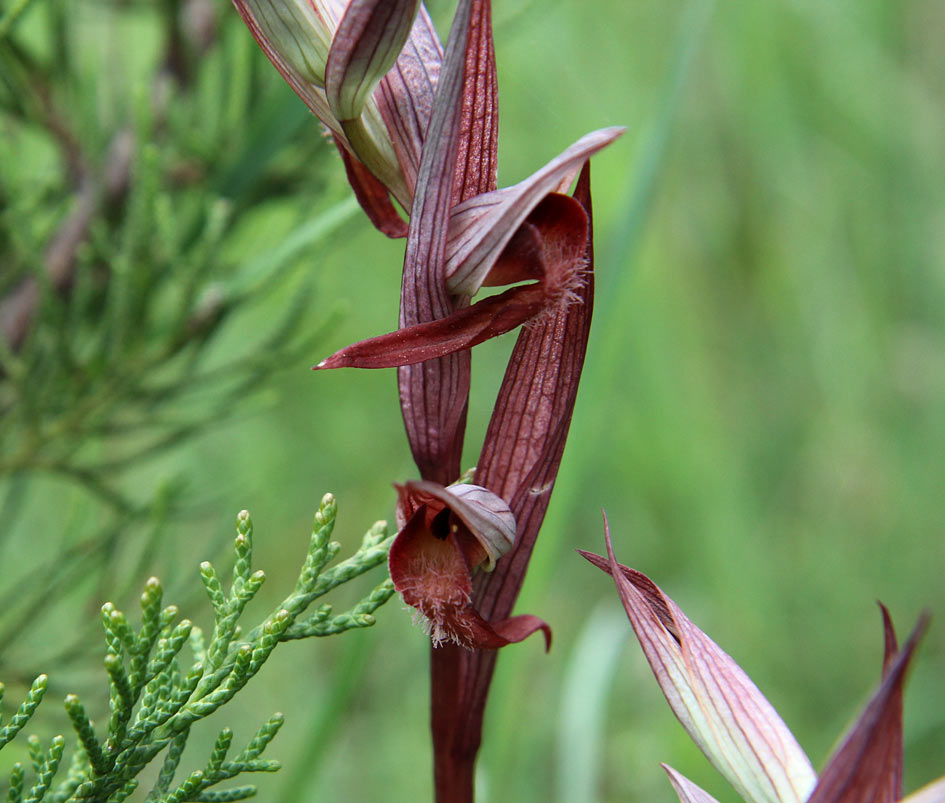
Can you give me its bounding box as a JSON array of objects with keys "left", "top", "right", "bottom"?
[
  {"left": 662, "top": 765, "right": 723, "bottom": 803},
  {"left": 577, "top": 548, "right": 608, "bottom": 573}
]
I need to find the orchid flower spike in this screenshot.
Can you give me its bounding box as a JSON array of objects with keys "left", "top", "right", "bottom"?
[
  {"left": 232, "top": 0, "right": 444, "bottom": 235},
  {"left": 312, "top": 0, "right": 622, "bottom": 488},
  {"left": 580, "top": 517, "right": 944, "bottom": 803}
]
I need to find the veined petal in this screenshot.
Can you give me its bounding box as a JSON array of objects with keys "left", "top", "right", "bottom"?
[
  {"left": 580, "top": 517, "right": 818, "bottom": 803},
  {"left": 662, "top": 765, "right": 723, "bottom": 803},
  {"left": 315, "top": 282, "right": 545, "bottom": 369},
  {"left": 444, "top": 127, "right": 624, "bottom": 296},
  {"left": 881, "top": 603, "right": 904, "bottom": 802},
  {"left": 326, "top": 0, "right": 422, "bottom": 122},
  {"left": 471, "top": 165, "right": 596, "bottom": 639},
  {"left": 234, "top": 0, "right": 333, "bottom": 87},
  {"left": 336, "top": 143, "right": 409, "bottom": 238},
  {"left": 374, "top": 6, "right": 443, "bottom": 198},
  {"left": 232, "top": 0, "right": 340, "bottom": 132},
  {"left": 233, "top": 0, "right": 409, "bottom": 205},
  {"left": 807, "top": 612, "right": 929, "bottom": 803}
]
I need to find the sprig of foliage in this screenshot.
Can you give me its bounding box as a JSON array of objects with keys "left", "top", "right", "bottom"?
[
  {"left": 0, "top": 494, "right": 395, "bottom": 802},
  {"left": 0, "top": 0, "right": 357, "bottom": 678}
]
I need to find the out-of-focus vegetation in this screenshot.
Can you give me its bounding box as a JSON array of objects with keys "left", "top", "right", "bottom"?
[{"left": 1, "top": 0, "right": 943, "bottom": 801}]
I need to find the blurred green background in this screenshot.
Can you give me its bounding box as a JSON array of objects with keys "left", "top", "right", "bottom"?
[{"left": 1, "top": 0, "right": 943, "bottom": 800}]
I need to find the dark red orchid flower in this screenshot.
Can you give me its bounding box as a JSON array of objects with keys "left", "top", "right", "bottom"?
[
  {"left": 581, "top": 517, "right": 943, "bottom": 803},
  {"left": 388, "top": 480, "right": 551, "bottom": 650}
]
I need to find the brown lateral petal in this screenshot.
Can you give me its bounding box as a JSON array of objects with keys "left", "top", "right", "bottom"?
[
  {"left": 662, "top": 765, "right": 723, "bottom": 803},
  {"left": 336, "top": 142, "right": 409, "bottom": 238},
  {"left": 375, "top": 6, "right": 443, "bottom": 198},
  {"left": 325, "top": 0, "right": 421, "bottom": 122},
  {"left": 483, "top": 219, "right": 546, "bottom": 287},
  {"left": 445, "top": 127, "right": 623, "bottom": 296},
  {"left": 397, "top": 0, "right": 496, "bottom": 484},
  {"left": 316, "top": 282, "right": 545, "bottom": 370},
  {"left": 484, "top": 192, "right": 589, "bottom": 288},
  {"left": 808, "top": 612, "right": 930, "bottom": 803}
]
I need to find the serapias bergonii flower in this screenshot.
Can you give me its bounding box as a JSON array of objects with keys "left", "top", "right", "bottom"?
[
  {"left": 388, "top": 480, "right": 551, "bottom": 649},
  {"left": 581, "top": 517, "right": 944, "bottom": 803}
]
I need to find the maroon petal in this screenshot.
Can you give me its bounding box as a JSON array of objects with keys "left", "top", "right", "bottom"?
[
  {"left": 473, "top": 165, "right": 595, "bottom": 536},
  {"left": 469, "top": 164, "right": 596, "bottom": 647},
  {"left": 336, "top": 143, "right": 409, "bottom": 238},
  {"left": 397, "top": 0, "right": 497, "bottom": 484},
  {"left": 449, "top": 608, "right": 551, "bottom": 651},
  {"left": 315, "top": 283, "right": 545, "bottom": 370},
  {"left": 807, "top": 612, "right": 930, "bottom": 803},
  {"left": 325, "top": 0, "right": 421, "bottom": 122},
  {"left": 374, "top": 6, "right": 443, "bottom": 198},
  {"left": 433, "top": 166, "right": 598, "bottom": 774}
]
